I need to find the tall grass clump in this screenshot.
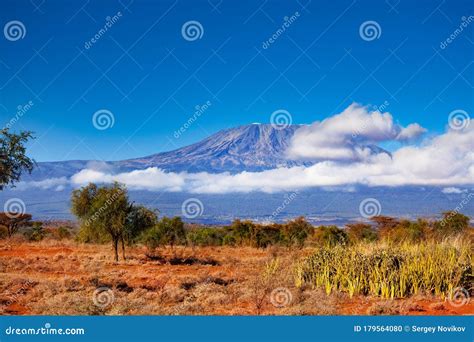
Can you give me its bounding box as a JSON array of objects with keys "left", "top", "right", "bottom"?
[{"left": 294, "top": 238, "right": 472, "bottom": 299}]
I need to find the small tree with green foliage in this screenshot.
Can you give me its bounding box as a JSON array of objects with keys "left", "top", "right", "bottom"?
[
  {"left": 255, "top": 225, "right": 282, "bottom": 248},
  {"left": 435, "top": 211, "right": 470, "bottom": 237},
  {"left": 346, "top": 223, "right": 378, "bottom": 243},
  {"left": 312, "top": 225, "right": 348, "bottom": 247},
  {"left": 187, "top": 227, "right": 226, "bottom": 247},
  {"left": 142, "top": 217, "right": 186, "bottom": 252},
  {"left": 281, "top": 217, "right": 313, "bottom": 247},
  {"left": 0, "top": 129, "right": 35, "bottom": 190},
  {"left": 381, "top": 219, "right": 427, "bottom": 243},
  {"left": 25, "top": 221, "right": 46, "bottom": 241},
  {"left": 229, "top": 219, "right": 255, "bottom": 246},
  {"left": 124, "top": 205, "right": 158, "bottom": 245},
  {"left": 71, "top": 182, "right": 129, "bottom": 261}
]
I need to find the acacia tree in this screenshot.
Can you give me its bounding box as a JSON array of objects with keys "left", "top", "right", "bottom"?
[
  {"left": 124, "top": 205, "right": 158, "bottom": 245},
  {"left": 0, "top": 129, "right": 35, "bottom": 190},
  {"left": 142, "top": 217, "right": 186, "bottom": 252},
  {"left": 71, "top": 182, "right": 129, "bottom": 261},
  {"left": 0, "top": 212, "right": 32, "bottom": 238}
]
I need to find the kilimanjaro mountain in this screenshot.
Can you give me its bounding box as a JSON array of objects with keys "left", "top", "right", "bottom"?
[
  {"left": 119, "top": 124, "right": 310, "bottom": 173},
  {"left": 26, "top": 123, "right": 389, "bottom": 180}
]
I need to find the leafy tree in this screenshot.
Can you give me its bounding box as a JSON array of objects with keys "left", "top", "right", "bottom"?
[
  {"left": 255, "top": 225, "right": 282, "bottom": 248},
  {"left": 281, "top": 217, "right": 313, "bottom": 247},
  {"left": 141, "top": 225, "right": 164, "bottom": 251},
  {"left": 370, "top": 216, "right": 399, "bottom": 230},
  {"left": 72, "top": 184, "right": 109, "bottom": 243},
  {"left": 158, "top": 216, "right": 186, "bottom": 248},
  {"left": 142, "top": 217, "right": 186, "bottom": 251},
  {"left": 229, "top": 219, "right": 255, "bottom": 246},
  {"left": 312, "top": 225, "right": 348, "bottom": 247},
  {"left": 382, "top": 219, "right": 426, "bottom": 243},
  {"left": 346, "top": 223, "right": 378, "bottom": 243},
  {"left": 71, "top": 182, "right": 129, "bottom": 261},
  {"left": 0, "top": 212, "right": 32, "bottom": 238},
  {"left": 0, "top": 129, "right": 35, "bottom": 190},
  {"left": 187, "top": 227, "right": 226, "bottom": 247},
  {"left": 124, "top": 205, "right": 158, "bottom": 245},
  {"left": 435, "top": 211, "right": 470, "bottom": 237}
]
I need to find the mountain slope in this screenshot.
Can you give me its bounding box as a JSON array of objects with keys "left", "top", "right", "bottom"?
[
  {"left": 119, "top": 124, "right": 309, "bottom": 173},
  {"left": 27, "top": 123, "right": 389, "bottom": 180}
]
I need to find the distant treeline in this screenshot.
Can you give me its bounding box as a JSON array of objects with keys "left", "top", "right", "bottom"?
[
  {"left": 0, "top": 181, "right": 471, "bottom": 261},
  {"left": 161, "top": 211, "right": 471, "bottom": 249}
]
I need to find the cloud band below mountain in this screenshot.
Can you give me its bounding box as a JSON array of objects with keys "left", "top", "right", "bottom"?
[
  {"left": 16, "top": 104, "right": 474, "bottom": 194},
  {"left": 65, "top": 122, "right": 473, "bottom": 193}
]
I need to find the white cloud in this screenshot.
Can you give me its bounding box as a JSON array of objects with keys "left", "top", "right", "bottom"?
[
  {"left": 396, "top": 123, "right": 427, "bottom": 141},
  {"left": 18, "top": 104, "right": 474, "bottom": 194},
  {"left": 441, "top": 187, "right": 467, "bottom": 194},
  {"left": 66, "top": 124, "right": 473, "bottom": 193},
  {"left": 71, "top": 168, "right": 186, "bottom": 192},
  {"left": 286, "top": 103, "right": 426, "bottom": 161},
  {"left": 14, "top": 177, "right": 69, "bottom": 191}
]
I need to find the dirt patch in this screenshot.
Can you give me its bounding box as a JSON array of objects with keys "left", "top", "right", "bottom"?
[
  {"left": 0, "top": 240, "right": 472, "bottom": 316},
  {"left": 169, "top": 256, "right": 219, "bottom": 266}
]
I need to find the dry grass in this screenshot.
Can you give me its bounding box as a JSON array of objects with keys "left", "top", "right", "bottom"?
[
  {"left": 0, "top": 239, "right": 472, "bottom": 316},
  {"left": 295, "top": 239, "right": 472, "bottom": 299}
]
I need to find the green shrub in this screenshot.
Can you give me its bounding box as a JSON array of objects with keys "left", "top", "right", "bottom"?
[
  {"left": 124, "top": 205, "right": 158, "bottom": 245},
  {"left": 311, "top": 225, "right": 348, "bottom": 247},
  {"left": 252, "top": 225, "right": 281, "bottom": 248},
  {"left": 381, "top": 219, "right": 427, "bottom": 243},
  {"left": 346, "top": 223, "right": 378, "bottom": 243},
  {"left": 141, "top": 225, "right": 163, "bottom": 250},
  {"left": 56, "top": 226, "right": 73, "bottom": 240},
  {"left": 24, "top": 222, "right": 46, "bottom": 241},
  {"left": 229, "top": 220, "right": 255, "bottom": 246},
  {"left": 187, "top": 227, "right": 226, "bottom": 246},
  {"left": 142, "top": 217, "right": 186, "bottom": 250},
  {"left": 280, "top": 217, "right": 313, "bottom": 247},
  {"left": 434, "top": 211, "right": 470, "bottom": 237}
]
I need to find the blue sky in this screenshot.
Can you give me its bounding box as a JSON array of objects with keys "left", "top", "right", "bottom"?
[{"left": 0, "top": 0, "right": 473, "bottom": 162}]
